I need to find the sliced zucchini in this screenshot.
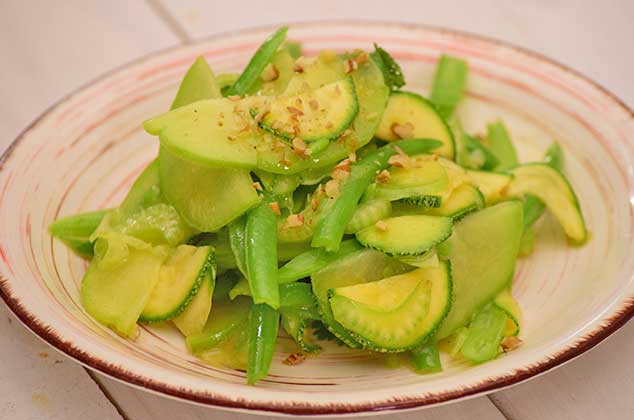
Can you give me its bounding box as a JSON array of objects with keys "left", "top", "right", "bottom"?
[
  {"left": 278, "top": 239, "right": 362, "bottom": 283},
  {"left": 486, "top": 121, "right": 518, "bottom": 171},
  {"left": 373, "top": 158, "right": 450, "bottom": 204},
  {"left": 435, "top": 201, "right": 523, "bottom": 339},
  {"left": 118, "top": 159, "right": 162, "bottom": 218},
  {"left": 330, "top": 262, "right": 452, "bottom": 352},
  {"left": 173, "top": 270, "right": 215, "bottom": 336},
  {"left": 311, "top": 249, "right": 410, "bottom": 348},
  {"left": 81, "top": 235, "right": 168, "bottom": 338},
  {"left": 281, "top": 313, "right": 321, "bottom": 353},
  {"left": 376, "top": 91, "right": 455, "bottom": 158},
  {"left": 424, "top": 184, "right": 484, "bottom": 220},
  {"left": 355, "top": 215, "right": 452, "bottom": 256},
  {"left": 507, "top": 163, "right": 587, "bottom": 243},
  {"left": 111, "top": 203, "right": 194, "bottom": 246},
  {"left": 465, "top": 169, "right": 513, "bottom": 205},
  {"left": 140, "top": 245, "right": 215, "bottom": 322},
  {"left": 171, "top": 56, "right": 221, "bottom": 110},
  {"left": 49, "top": 209, "right": 109, "bottom": 258},
  {"left": 494, "top": 288, "right": 521, "bottom": 336},
  {"left": 345, "top": 199, "right": 392, "bottom": 234},
  {"left": 256, "top": 78, "right": 358, "bottom": 143},
  {"left": 398, "top": 250, "right": 439, "bottom": 268},
  {"left": 159, "top": 146, "right": 259, "bottom": 232}
]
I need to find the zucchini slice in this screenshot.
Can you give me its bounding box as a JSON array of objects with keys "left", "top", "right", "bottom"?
[
  {"left": 345, "top": 199, "right": 392, "bottom": 234},
  {"left": 330, "top": 262, "right": 452, "bottom": 352},
  {"left": 171, "top": 56, "right": 221, "bottom": 110},
  {"left": 311, "top": 249, "right": 410, "bottom": 348},
  {"left": 507, "top": 163, "right": 587, "bottom": 243},
  {"left": 140, "top": 245, "right": 215, "bottom": 322},
  {"left": 355, "top": 215, "right": 452, "bottom": 256},
  {"left": 435, "top": 201, "right": 523, "bottom": 339},
  {"left": 424, "top": 184, "right": 484, "bottom": 220},
  {"left": 494, "top": 288, "right": 521, "bottom": 336},
  {"left": 376, "top": 91, "right": 455, "bottom": 159},
  {"left": 465, "top": 169, "right": 513, "bottom": 204},
  {"left": 256, "top": 78, "right": 359, "bottom": 143},
  {"left": 173, "top": 270, "right": 215, "bottom": 336},
  {"left": 159, "top": 146, "right": 260, "bottom": 232},
  {"left": 398, "top": 250, "right": 440, "bottom": 268}
]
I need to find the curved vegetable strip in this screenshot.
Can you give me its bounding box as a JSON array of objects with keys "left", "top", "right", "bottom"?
[
  {"left": 461, "top": 304, "right": 507, "bottom": 363},
  {"left": 245, "top": 196, "right": 280, "bottom": 309},
  {"left": 171, "top": 56, "right": 221, "bottom": 109},
  {"left": 49, "top": 209, "right": 109, "bottom": 258},
  {"left": 487, "top": 121, "right": 518, "bottom": 171},
  {"left": 430, "top": 54, "right": 468, "bottom": 120},
  {"left": 225, "top": 27, "right": 288, "bottom": 96},
  {"left": 410, "top": 343, "right": 442, "bottom": 373},
  {"left": 281, "top": 313, "right": 321, "bottom": 353},
  {"left": 278, "top": 240, "right": 362, "bottom": 283},
  {"left": 228, "top": 217, "right": 248, "bottom": 278},
  {"left": 247, "top": 303, "right": 280, "bottom": 384},
  {"left": 522, "top": 142, "right": 563, "bottom": 229},
  {"left": 311, "top": 139, "right": 441, "bottom": 252}
]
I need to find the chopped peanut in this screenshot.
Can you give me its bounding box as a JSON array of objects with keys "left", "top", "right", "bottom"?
[
  {"left": 325, "top": 179, "right": 340, "bottom": 198},
  {"left": 334, "top": 158, "right": 351, "bottom": 171},
  {"left": 292, "top": 137, "right": 310, "bottom": 159},
  {"left": 252, "top": 182, "right": 263, "bottom": 191},
  {"left": 253, "top": 105, "right": 270, "bottom": 123},
  {"left": 501, "top": 336, "right": 523, "bottom": 352},
  {"left": 376, "top": 169, "right": 391, "bottom": 184},
  {"left": 309, "top": 99, "right": 319, "bottom": 110},
  {"left": 293, "top": 56, "right": 312, "bottom": 73},
  {"left": 375, "top": 220, "right": 389, "bottom": 231},
  {"left": 332, "top": 168, "right": 350, "bottom": 182},
  {"left": 261, "top": 63, "right": 279, "bottom": 82},
  {"left": 268, "top": 201, "right": 281, "bottom": 216},
  {"left": 283, "top": 353, "right": 306, "bottom": 366},
  {"left": 391, "top": 122, "right": 415, "bottom": 139},
  {"left": 311, "top": 196, "right": 319, "bottom": 211},
  {"left": 344, "top": 58, "right": 358, "bottom": 74},
  {"left": 283, "top": 214, "right": 305, "bottom": 229},
  {"left": 287, "top": 106, "right": 304, "bottom": 116},
  {"left": 356, "top": 51, "right": 369, "bottom": 65},
  {"left": 388, "top": 154, "right": 411, "bottom": 168}
]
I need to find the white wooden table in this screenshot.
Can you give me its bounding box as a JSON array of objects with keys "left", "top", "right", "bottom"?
[{"left": 1, "top": 1, "right": 633, "bottom": 419}]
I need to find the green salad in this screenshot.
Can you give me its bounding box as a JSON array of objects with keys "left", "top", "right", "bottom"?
[{"left": 50, "top": 27, "right": 587, "bottom": 384}]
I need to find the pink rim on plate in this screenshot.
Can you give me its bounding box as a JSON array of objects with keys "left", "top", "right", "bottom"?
[{"left": 0, "top": 21, "right": 633, "bottom": 416}]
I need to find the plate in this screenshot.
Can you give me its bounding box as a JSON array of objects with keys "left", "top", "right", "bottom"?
[{"left": 1, "top": 21, "right": 633, "bottom": 416}]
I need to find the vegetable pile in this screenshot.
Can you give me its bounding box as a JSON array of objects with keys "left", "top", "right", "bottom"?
[{"left": 50, "top": 27, "right": 587, "bottom": 384}]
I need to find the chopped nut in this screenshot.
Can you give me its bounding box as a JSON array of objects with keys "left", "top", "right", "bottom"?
[
  {"left": 252, "top": 182, "right": 263, "bottom": 191},
  {"left": 501, "top": 336, "right": 523, "bottom": 352},
  {"left": 292, "top": 137, "right": 310, "bottom": 159},
  {"left": 376, "top": 169, "right": 391, "bottom": 183},
  {"left": 366, "top": 111, "right": 378, "bottom": 121},
  {"left": 334, "top": 84, "right": 341, "bottom": 96},
  {"left": 356, "top": 51, "right": 369, "bottom": 65},
  {"left": 283, "top": 352, "right": 306, "bottom": 366},
  {"left": 348, "top": 151, "right": 357, "bottom": 163},
  {"left": 227, "top": 95, "right": 241, "bottom": 101},
  {"left": 268, "top": 201, "right": 281, "bottom": 216},
  {"left": 309, "top": 99, "right": 319, "bottom": 110},
  {"left": 253, "top": 105, "right": 270, "bottom": 123},
  {"left": 340, "top": 129, "right": 352, "bottom": 139},
  {"left": 391, "top": 122, "right": 415, "bottom": 139},
  {"left": 388, "top": 154, "right": 411, "bottom": 168},
  {"left": 227, "top": 135, "right": 237, "bottom": 141},
  {"left": 375, "top": 220, "right": 389, "bottom": 231},
  {"left": 332, "top": 168, "right": 350, "bottom": 182},
  {"left": 325, "top": 121, "right": 334, "bottom": 129},
  {"left": 335, "top": 158, "right": 351, "bottom": 171},
  {"left": 311, "top": 196, "right": 319, "bottom": 211},
  {"left": 293, "top": 56, "right": 311, "bottom": 73},
  {"left": 283, "top": 214, "right": 305, "bottom": 229},
  {"left": 261, "top": 63, "right": 279, "bottom": 82},
  {"left": 344, "top": 58, "right": 358, "bottom": 74},
  {"left": 287, "top": 106, "right": 304, "bottom": 116},
  {"left": 325, "top": 179, "right": 340, "bottom": 198}
]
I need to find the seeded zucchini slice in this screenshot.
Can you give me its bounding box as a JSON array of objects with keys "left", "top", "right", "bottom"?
[
  {"left": 466, "top": 169, "right": 513, "bottom": 204},
  {"left": 355, "top": 215, "right": 452, "bottom": 256},
  {"left": 494, "top": 288, "right": 522, "bottom": 336},
  {"left": 140, "top": 245, "right": 215, "bottom": 322},
  {"left": 173, "top": 270, "right": 215, "bottom": 336},
  {"left": 256, "top": 78, "right": 358, "bottom": 143},
  {"left": 330, "top": 262, "right": 452, "bottom": 351},
  {"left": 424, "top": 184, "right": 485, "bottom": 220},
  {"left": 507, "top": 163, "right": 587, "bottom": 243},
  {"left": 376, "top": 91, "right": 455, "bottom": 158}
]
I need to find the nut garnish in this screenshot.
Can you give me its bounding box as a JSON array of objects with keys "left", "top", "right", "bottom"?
[
  {"left": 376, "top": 169, "right": 391, "bottom": 184},
  {"left": 292, "top": 137, "right": 310, "bottom": 159},
  {"left": 332, "top": 168, "right": 350, "bottom": 182},
  {"left": 325, "top": 179, "right": 340, "bottom": 198},
  {"left": 287, "top": 106, "right": 304, "bottom": 117},
  {"left": 311, "top": 196, "right": 319, "bottom": 211},
  {"left": 309, "top": 99, "right": 319, "bottom": 110},
  {"left": 283, "top": 214, "right": 305, "bottom": 229},
  {"left": 252, "top": 182, "right": 263, "bottom": 191},
  {"left": 293, "top": 56, "right": 312, "bottom": 73},
  {"left": 283, "top": 352, "right": 306, "bottom": 366},
  {"left": 268, "top": 201, "right": 281, "bottom": 216},
  {"left": 253, "top": 105, "right": 270, "bottom": 123},
  {"left": 356, "top": 51, "right": 369, "bottom": 65},
  {"left": 501, "top": 336, "right": 523, "bottom": 352},
  {"left": 344, "top": 58, "right": 358, "bottom": 74},
  {"left": 391, "top": 122, "right": 415, "bottom": 139},
  {"left": 227, "top": 95, "right": 241, "bottom": 101},
  {"left": 348, "top": 151, "right": 357, "bottom": 163},
  {"left": 388, "top": 154, "right": 411, "bottom": 168},
  {"left": 227, "top": 135, "right": 237, "bottom": 142},
  {"left": 261, "top": 63, "right": 279, "bottom": 82},
  {"left": 375, "top": 220, "right": 389, "bottom": 231}
]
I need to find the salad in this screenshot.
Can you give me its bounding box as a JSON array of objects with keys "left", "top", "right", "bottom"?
[{"left": 49, "top": 27, "right": 587, "bottom": 384}]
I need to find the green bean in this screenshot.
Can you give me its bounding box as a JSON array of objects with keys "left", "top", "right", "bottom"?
[
  {"left": 247, "top": 303, "right": 280, "bottom": 384},
  {"left": 430, "top": 54, "right": 468, "bottom": 119},
  {"left": 225, "top": 27, "right": 288, "bottom": 96},
  {"left": 462, "top": 134, "right": 499, "bottom": 170},
  {"left": 410, "top": 342, "right": 442, "bottom": 373},
  {"left": 49, "top": 209, "right": 109, "bottom": 240},
  {"left": 311, "top": 139, "right": 441, "bottom": 251},
  {"left": 228, "top": 216, "right": 248, "bottom": 278},
  {"left": 278, "top": 240, "right": 362, "bottom": 283},
  {"left": 461, "top": 303, "right": 507, "bottom": 363},
  {"left": 245, "top": 196, "right": 280, "bottom": 308},
  {"left": 487, "top": 121, "right": 518, "bottom": 171}
]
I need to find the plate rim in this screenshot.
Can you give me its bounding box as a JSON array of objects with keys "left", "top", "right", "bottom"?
[{"left": 1, "top": 20, "right": 633, "bottom": 416}]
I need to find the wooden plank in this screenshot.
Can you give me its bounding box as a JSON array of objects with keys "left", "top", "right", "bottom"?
[
  {"left": 95, "top": 374, "right": 506, "bottom": 420},
  {"left": 490, "top": 322, "right": 634, "bottom": 420},
  {"left": 0, "top": 305, "right": 122, "bottom": 420}
]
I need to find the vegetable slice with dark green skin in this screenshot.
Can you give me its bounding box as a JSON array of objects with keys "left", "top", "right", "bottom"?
[
  {"left": 370, "top": 44, "right": 405, "bottom": 91},
  {"left": 49, "top": 209, "right": 109, "bottom": 258},
  {"left": 330, "top": 262, "right": 452, "bottom": 352},
  {"left": 225, "top": 27, "right": 288, "bottom": 96},
  {"left": 247, "top": 303, "right": 280, "bottom": 384},
  {"left": 118, "top": 159, "right": 162, "bottom": 217},
  {"left": 410, "top": 343, "right": 442, "bottom": 373},
  {"left": 465, "top": 169, "right": 513, "bottom": 205},
  {"left": 435, "top": 201, "right": 523, "bottom": 339},
  {"left": 422, "top": 184, "right": 484, "bottom": 220},
  {"left": 171, "top": 56, "right": 221, "bottom": 109},
  {"left": 522, "top": 142, "right": 564, "bottom": 230},
  {"left": 173, "top": 269, "right": 215, "bottom": 336},
  {"left": 228, "top": 216, "right": 248, "bottom": 278},
  {"left": 486, "top": 121, "right": 518, "bottom": 171},
  {"left": 278, "top": 283, "right": 322, "bottom": 353},
  {"left": 281, "top": 312, "right": 321, "bottom": 353},
  {"left": 278, "top": 239, "right": 362, "bottom": 283},
  {"left": 461, "top": 303, "right": 508, "bottom": 363},
  {"left": 430, "top": 54, "right": 468, "bottom": 119},
  {"left": 494, "top": 288, "right": 522, "bottom": 336},
  {"left": 140, "top": 245, "right": 215, "bottom": 322},
  {"left": 245, "top": 195, "right": 280, "bottom": 309},
  {"left": 355, "top": 215, "right": 452, "bottom": 256},
  {"left": 311, "top": 138, "right": 441, "bottom": 252},
  {"left": 311, "top": 249, "right": 410, "bottom": 348},
  {"left": 345, "top": 199, "right": 392, "bottom": 234},
  {"left": 376, "top": 91, "right": 455, "bottom": 159},
  {"left": 507, "top": 163, "right": 586, "bottom": 243}
]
